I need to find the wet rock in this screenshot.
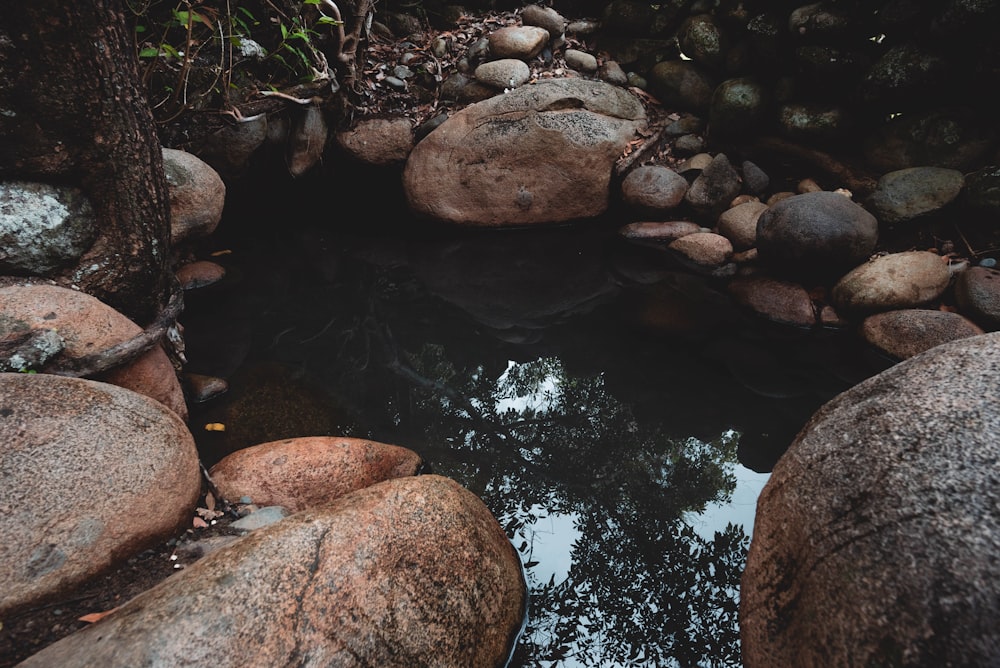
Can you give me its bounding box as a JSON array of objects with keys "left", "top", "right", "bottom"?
[
  {"left": 865, "top": 166, "right": 965, "bottom": 225},
  {"left": 193, "top": 112, "right": 268, "bottom": 180},
  {"left": 741, "top": 332, "right": 1000, "bottom": 667},
  {"left": 954, "top": 265, "right": 1000, "bottom": 331},
  {"left": 20, "top": 475, "right": 527, "bottom": 668},
  {"left": 403, "top": 78, "right": 646, "bottom": 226},
  {"left": 727, "top": 276, "right": 816, "bottom": 328},
  {"left": 646, "top": 60, "right": 717, "bottom": 114},
  {"left": 862, "top": 109, "right": 996, "bottom": 172},
  {"left": 708, "top": 77, "right": 769, "bottom": 139},
  {"left": 488, "top": 25, "right": 549, "bottom": 60},
  {"left": 717, "top": 200, "right": 767, "bottom": 251},
  {"left": 163, "top": 148, "right": 226, "bottom": 244},
  {"left": 176, "top": 259, "right": 226, "bottom": 290},
  {"left": 620, "top": 165, "right": 689, "bottom": 216},
  {"left": 960, "top": 165, "right": 1000, "bottom": 216},
  {"left": 0, "top": 373, "right": 200, "bottom": 618},
  {"left": 756, "top": 191, "right": 878, "bottom": 282},
  {"left": 209, "top": 436, "right": 424, "bottom": 513},
  {"left": 677, "top": 13, "right": 728, "bottom": 73},
  {"left": 0, "top": 181, "right": 96, "bottom": 276},
  {"left": 0, "top": 283, "right": 188, "bottom": 421},
  {"left": 181, "top": 372, "right": 229, "bottom": 403},
  {"left": 831, "top": 250, "right": 951, "bottom": 315},
  {"left": 860, "top": 309, "right": 985, "bottom": 360},
  {"left": 334, "top": 116, "right": 414, "bottom": 167},
  {"left": 776, "top": 103, "right": 852, "bottom": 145}
]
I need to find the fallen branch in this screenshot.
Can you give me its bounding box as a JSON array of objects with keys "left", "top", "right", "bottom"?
[
  {"left": 743, "top": 135, "right": 879, "bottom": 198},
  {"left": 43, "top": 288, "right": 185, "bottom": 378}
]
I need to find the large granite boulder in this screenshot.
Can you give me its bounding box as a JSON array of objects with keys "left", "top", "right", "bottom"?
[
  {"left": 741, "top": 332, "right": 1000, "bottom": 666},
  {"left": 402, "top": 78, "right": 647, "bottom": 227},
  {"left": 19, "top": 474, "right": 527, "bottom": 668},
  {"left": 0, "top": 373, "right": 200, "bottom": 618}
]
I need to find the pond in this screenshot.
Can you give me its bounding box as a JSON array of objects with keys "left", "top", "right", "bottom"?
[{"left": 179, "top": 168, "right": 880, "bottom": 667}]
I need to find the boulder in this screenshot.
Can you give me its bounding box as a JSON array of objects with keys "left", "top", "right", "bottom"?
[
  {"left": 209, "top": 436, "right": 425, "bottom": 513},
  {"left": 20, "top": 475, "right": 527, "bottom": 668},
  {"left": 0, "top": 283, "right": 188, "bottom": 420},
  {"left": 402, "top": 78, "right": 646, "bottom": 226},
  {"left": 741, "top": 332, "right": 1000, "bottom": 667},
  {"left": 0, "top": 373, "right": 200, "bottom": 618}
]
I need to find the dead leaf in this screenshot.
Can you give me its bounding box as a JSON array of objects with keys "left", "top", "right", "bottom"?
[
  {"left": 79, "top": 608, "right": 119, "bottom": 623},
  {"left": 205, "top": 491, "right": 216, "bottom": 511},
  {"left": 193, "top": 516, "right": 209, "bottom": 529}
]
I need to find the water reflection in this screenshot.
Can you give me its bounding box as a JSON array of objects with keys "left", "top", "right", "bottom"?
[{"left": 182, "top": 204, "right": 873, "bottom": 666}]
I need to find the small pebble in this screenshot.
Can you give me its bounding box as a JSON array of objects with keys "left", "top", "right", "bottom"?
[{"left": 980, "top": 258, "right": 997, "bottom": 268}]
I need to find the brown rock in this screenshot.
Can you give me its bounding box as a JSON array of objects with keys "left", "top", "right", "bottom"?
[
  {"left": 335, "top": 115, "right": 414, "bottom": 167},
  {"left": 209, "top": 436, "right": 425, "bottom": 513},
  {"left": 727, "top": 276, "right": 817, "bottom": 328},
  {"left": 860, "top": 309, "right": 984, "bottom": 360},
  {"left": 0, "top": 373, "right": 200, "bottom": 618},
  {"left": 20, "top": 475, "right": 527, "bottom": 668},
  {"left": 0, "top": 284, "right": 188, "bottom": 420}
]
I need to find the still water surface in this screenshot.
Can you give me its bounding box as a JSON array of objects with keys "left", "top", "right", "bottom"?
[{"left": 181, "top": 179, "right": 877, "bottom": 666}]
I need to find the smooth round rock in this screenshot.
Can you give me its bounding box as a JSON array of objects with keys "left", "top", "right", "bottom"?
[
  {"left": 756, "top": 191, "right": 878, "bottom": 281},
  {"left": 831, "top": 251, "right": 951, "bottom": 315},
  {"left": 860, "top": 309, "right": 985, "bottom": 360},
  {"left": 0, "top": 373, "right": 200, "bottom": 618}
]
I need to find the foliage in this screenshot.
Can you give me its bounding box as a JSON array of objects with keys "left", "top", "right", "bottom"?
[{"left": 127, "top": 0, "right": 343, "bottom": 121}]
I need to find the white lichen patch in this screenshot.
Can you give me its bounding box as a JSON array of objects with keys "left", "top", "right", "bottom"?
[{"left": 0, "top": 181, "right": 98, "bottom": 275}]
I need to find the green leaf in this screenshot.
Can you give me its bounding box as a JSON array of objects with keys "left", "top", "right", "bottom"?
[
  {"left": 138, "top": 46, "right": 160, "bottom": 58},
  {"left": 280, "top": 22, "right": 289, "bottom": 39}
]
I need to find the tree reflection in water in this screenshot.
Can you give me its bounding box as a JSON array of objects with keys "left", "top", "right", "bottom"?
[{"left": 395, "top": 349, "right": 746, "bottom": 667}]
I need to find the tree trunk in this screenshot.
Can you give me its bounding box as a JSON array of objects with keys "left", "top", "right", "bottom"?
[{"left": 0, "top": 0, "right": 171, "bottom": 325}]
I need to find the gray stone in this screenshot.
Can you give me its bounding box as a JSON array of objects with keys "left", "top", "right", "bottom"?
[
  {"left": 865, "top": 166, "right": 965, "bottom": 225},
  {"left": 756, "top": 190, "right": 878, "bottom": 281},
  {"left": 646, "top": 60, "right": 717, "bottom": 114},
  {"left": 955, "top": 265, "right": 1000, "bottom": 331},
  {"left": 742, "top": 332, "right": 1000, "bottom": 667},
  {"left": 474, "top": 58, "right": 531, "bottom": 90},
  {"left": 684, "top": 153, "right": 742, "bottom": 220},
  {"left": 0, "top": 181, "right": 96, "bottom": 275}
]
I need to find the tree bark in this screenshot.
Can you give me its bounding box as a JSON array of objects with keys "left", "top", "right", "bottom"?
[{"left": 0, "top": 0, "right": 171, "bottom": 325}]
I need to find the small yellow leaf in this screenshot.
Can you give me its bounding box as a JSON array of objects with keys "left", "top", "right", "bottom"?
[{"left": 204, "top": 422, "right": 226, "bottom": 432}]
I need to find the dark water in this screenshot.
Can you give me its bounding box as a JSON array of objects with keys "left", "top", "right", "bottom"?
[{"left": 180, "top": 168, "right": 879, "bottom": 667}]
